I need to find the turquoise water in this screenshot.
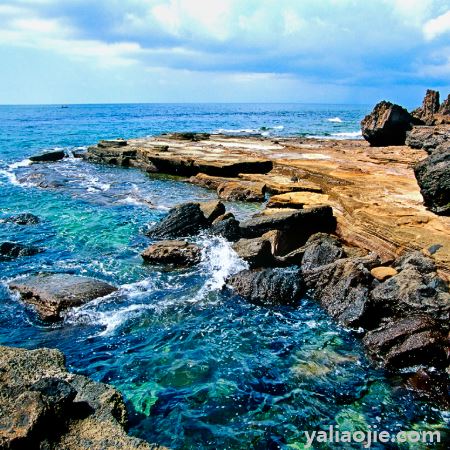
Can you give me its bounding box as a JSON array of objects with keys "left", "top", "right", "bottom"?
[{"left": 0, "top": 104, "right": 447, "bottom": 449}]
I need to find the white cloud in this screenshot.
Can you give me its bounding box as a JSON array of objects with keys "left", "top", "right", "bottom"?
[{"left": 423, "top": 10, "right": 450, "bottom": 40}]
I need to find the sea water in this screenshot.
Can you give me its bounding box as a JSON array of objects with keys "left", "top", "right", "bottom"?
[{"left": 0, "top": 104, "right": 447, "bottom": 449}]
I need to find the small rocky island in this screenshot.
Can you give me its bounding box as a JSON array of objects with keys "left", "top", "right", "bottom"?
[{"left": 2, "top": 90, "right": 449, "bottom": 448}]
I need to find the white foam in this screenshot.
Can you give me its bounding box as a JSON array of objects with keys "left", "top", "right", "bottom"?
[
  {"left": 327, "top": 117, "right": 343, "bottom": 123},
  {"left": 331, "top": 131, "right": 362, "bottom": 138},
  {"left": 9, "top": 159, "right": 32, "bottom": 169}
]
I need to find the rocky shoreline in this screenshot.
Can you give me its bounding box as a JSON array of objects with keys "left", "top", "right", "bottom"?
[{"left": 2, "top": 91, "right": 449, "bottom": 447}]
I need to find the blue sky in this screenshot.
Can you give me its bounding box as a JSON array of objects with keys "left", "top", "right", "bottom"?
[{"left": 0, "top": 0, "right": 449, "bottom": 105}]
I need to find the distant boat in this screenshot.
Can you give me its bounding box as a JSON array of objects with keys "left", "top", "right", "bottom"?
[{"left": 61, "top": 105, "right": 69, "bottom": 109}]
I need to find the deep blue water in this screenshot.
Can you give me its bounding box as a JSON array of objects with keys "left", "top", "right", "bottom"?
[{"left": 0, "top": 104, "right": 448, "bottom": 449}]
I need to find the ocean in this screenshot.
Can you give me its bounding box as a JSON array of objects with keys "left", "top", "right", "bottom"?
[{"left": 0, "top": 103, "right": 446, "bottom": 449}]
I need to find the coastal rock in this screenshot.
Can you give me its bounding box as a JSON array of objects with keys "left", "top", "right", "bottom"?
[
  {"left": 141, "top": 240, "right": 201, "bottom": 267},
  {"left": 0, "top": 242, "right": 42, "bottom": 259},
  {"left": 238, "top": 173, "right": 323, "bottom": 194},
  {"left": 439, "top": 93, "right": 450, "bottom": 115},
  {"left": 232, "top": 235, "right": 274, "bottom": 268},
  {"left": 217, "top": 180, "right": 266, "bottom": 202},
  {"left": 166, "top": 132, "right": 210, "bottom": 141},
  {"left": 267, "top": 192, "right": 330, "bottom": 209},
  {"left": 199, "top": 200, "right": 225, "bottom": 223},
  {"left": 301, "top": 233, "right": 345, "bottom": 271},
  {"left": 362, "top": 316, "right": 447, "bottom": 369},
  {"left": 29, "top": 150, "right": 65, "bottom": 163},
  {"left": 303, "top": 255, "right": 379, "bottom": 328},
  {"left": 371, "top": 252, "right": 450, "bottom": 323},
  {"left": 98, "top": 139, "right": 128, "bottom": 148},
  {"left": 361, "top": 101, "right": 414, "bottom": 146},
  {"left": 3, "top": 213, "right": 40, "bottom": 225},
  {"left": 211, "top": 213, "right": 241, "bottom": 242},
  {"left": 414, "top": 147, "right": 450, "bottom": 215},
  {"left": 240, "top": 206, "right": 336, "bottom": 253},
  {"left": 370, "top": 266, "right": 398, "bottom": 281},
  {"left": 227, "top": 267, "right": 303, "bottom": 305},
  {"left": 9, "top": 274, "right": 117, "bottom": 321},
  {"left": 146, "top": 202, "right": 209, "bottom": 238},
  {"left": 412, "top": 89, "right": 440, "bottom": 125},
  {"left": 405, "top": 125, "right": 450, "bottom": 152},
  {"left": 0, "top": 346, "right": 156, "bottom": 450},
  {"left": 189, "top": 173, "right": 229, "bottom": 190}
]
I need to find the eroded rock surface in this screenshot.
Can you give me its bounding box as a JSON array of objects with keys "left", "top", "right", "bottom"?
[
  {"left": 0, "top": 346, "right": 160, "bottom": 450},
  {"left": 9, "top": 274, "right": 117, "bottom": 321},
  {"left": 29, "top": 150, "right": 65, "bottom": 163},
  {"left": 141, "top": 240, "right": 201, "bottom": 267},
  {"left": 3, "top": 213, "right": 40, "bottom": 225},
  {"left": 0, "top": 242, "right": 42, "bottom": 259}
]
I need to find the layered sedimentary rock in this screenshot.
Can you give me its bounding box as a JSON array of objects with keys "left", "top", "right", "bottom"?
[
  {"left": 0, "top": 346, "right": 161, "bottom": 450},
  {"left": 412, "top": 89, "right": 441, "bottom": 125}
]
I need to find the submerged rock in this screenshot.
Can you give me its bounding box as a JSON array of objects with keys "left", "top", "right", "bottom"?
[
  {"left": 141, "top": 240, "right": 201, "bottom": 267},
  {"left": 361, "top": 101, "right": 414, "bottom": 146},
  {"left": 29, "top": 150, "right": 65, "bottom": 162},
  {"left": 146, "top": 202, "right": 209, "bottom": 239},
  {"left": 414, "top": 147, "right": 450, "bottom": 215},
  {"left": 3, "top": 213, "right": 40, "bottom": 225},
  {"left": 0, "top": 242, "right": 42, "bottom": 259},
  {"left": 227, "top": 267, "right": 303, "bottom": 305},
  {"left": 0, "top": 345, "right": 157, "bottom": 449},
  {"left": 9, "top": 274, "right": 117, "bottom": 321}
]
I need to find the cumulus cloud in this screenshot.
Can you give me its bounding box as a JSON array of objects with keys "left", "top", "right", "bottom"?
[{"left": 0, "top": 0, "right": 449, "bottom": 101}]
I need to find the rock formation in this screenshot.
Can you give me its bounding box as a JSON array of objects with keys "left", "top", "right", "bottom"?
[
  {"left": 0, "top": 242, "right": 42, "bottom": 259},
  {"left": 3, "top": 213, "right": 40, "bottom": 225},
  {"left": 29, "top": 150, "right": 66, "bottom": 163},
  {"left": 9, "top": 274, "right": 117, "bottom": 321},
  {"left": 0, "top": 346, "right": 162, "bottom": 449},
  {"left": 412, "top": 89, "right": 440, "bottom": 125},
  {"left": 141, "top": 240, "right": 201, "bottom": 267},
  {"left": 361, "top": 101, "right": 414, "bottom": 146}
]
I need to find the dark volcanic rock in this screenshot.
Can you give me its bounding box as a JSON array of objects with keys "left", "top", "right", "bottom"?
[
  {"left": 85, "top": 142, "right": 137, "bottom": 167},
  {"left": 405, "top": 125, "right": 450, "bottom": 152},
  {"left": 301, "top": 233, "right": 345, "bottom": 271},
  {"left": 9, "top": 274, "right": 117, "bottom": 321},
  {"left": 146, "top": 202, "right": 209, "bottom": 238},
  {"left": 303, "top": 255, "right": 379, "bottom": 328},
  {"left": 141, "top": 240, "right": 201, "bottom": 267},
  {"left": 371, "top": 252, "right": 450, "bottom": 322},
  {"left": 166, "top": 132, "right": 210, "bottom": 141},
  {"left": 412, "top": 89, "right": 440, "bottom": 125},
  {"left": 414, "top": 147, "right": 450, "bottom": 215},
  {"left": 0, "top": 242, "right": 42, "bottom": 259},
  {"left": 0, "top": 346, "right": 156, "bottom": 450},
  {"left": 227, "top": 267, "right": 303, "bottom": 305},
  {"left": 29, "top": 150, "right": 65, "bottom": 162},
  {"left": 3, "top": 213, "right": 40, "bottom": 225},
  {"left": 211, "top": 213, "right": 241, "bottom": 242},
  {"left": 239, "top": 206, "right": 336, "bottom": 253},
  {"left": 361, "top": 101, "right": 414, "bottom": 146},
  {"left": 362, "top": 315, "right": 447, "bottom": 369},
  {"left": 232, "top": 236, "right": 274, "bottom": 268}
]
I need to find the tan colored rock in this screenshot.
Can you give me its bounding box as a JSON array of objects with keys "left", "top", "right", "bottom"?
[
  {"left": 141, "top": 240, "right": 201, "bottom": 267},
  {"left": 238, "top": 173, "right": 322, "bottom": 194},
  {"left": 217, "top": 181, "right": 266, "bottom": 202},
  {"left": 199, "top": 200, "right": 225, "bottom": 222},
  {"left": 267, "top": 192, "right": 330, "bottom": 209},
  {"left": 370, "top": 266, "right": 398, "bottom": 281}
]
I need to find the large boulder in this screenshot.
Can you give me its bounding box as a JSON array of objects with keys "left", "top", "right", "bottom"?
[
  {"left": 227, "top": 267, "right": 303, "bottom": 305},
  {"left": 217, "top": 181, "right": 266, "bottom": 202},
  {"left": 0, "top": 242, "right": 42, "bottom": 259},
  {"left": 29, "top": 150, "right": 65, "bottom": 163},
  {"left": 232, "top": 235, "right": 274, "bottom": 268},
  {"left": 199, "top": 200, "right": 225, "bottom": 223},
  {"left": 414, "top": 147, "right": 450, "bottom": 215},
  {"left": 9, "top": 274, "right": 117, "bottom": 321},
  {"left": 301, "top": 233, "right": 345, "bottom": 271},
  {"left": 146, "top": 202, "right": 209, "bottom": 238},
  {"left": 405, "top": 125, "right": 450, "bottom": 152},
  {"left": 412, "top": 89, "right": 440, "bottom": 125},
  {"left": 361, "top": 101, "right": 414, "bottom": 146},
  {"left": 141, "top": 240, "right": 201, "bottom": 267},
  {"left": 3, "top": 213, "right": 40, "bottom": 225},
  {"left": 240, "top": 206, "right": 336, "bottom": 253},
  {"left": 0, "top": 346, "right": 157, "bottom": 450},
  {"left": 211, "top": 213, "right": 241, "bottom": 242},
  {"left": 370, "top": 251, "right": 450, "bottom": 323},
  {"left": 302, "top": 255, "right": 379, "bottom": 328},
  {"left": 362, "top": 315, "right": 447, "bottom": 370}
]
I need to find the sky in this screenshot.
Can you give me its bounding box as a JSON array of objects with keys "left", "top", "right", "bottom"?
[{"left": 0, "top": 0, "right": 449, "bottom": 105}]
